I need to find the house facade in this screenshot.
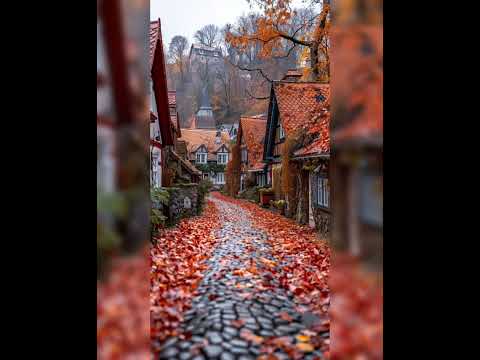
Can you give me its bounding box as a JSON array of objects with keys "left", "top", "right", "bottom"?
[
  {"left": 236, "top": 116, "right": 268, "bottom": 192},
  {"left": 263, "top": 80, "right": 331, "bottom": 234},
  {"left": 150, "top": 19, "right": 176, "bottom": 188},
  {"left": 150, "top": 20, "right": 200, "bottom": 187},
  {"left": 179, "top": 129, "right": 231, "bottom": 186},
  {"left": 330, "top": 26, "right": 383, "bottom": 266},
  {"left": 189, "top": 43, "right": 224, "bottom": 87}
]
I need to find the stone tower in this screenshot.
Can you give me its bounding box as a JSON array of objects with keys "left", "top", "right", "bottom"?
[{"left": 194, "top": 85, "right": 216, "bottom": 129}]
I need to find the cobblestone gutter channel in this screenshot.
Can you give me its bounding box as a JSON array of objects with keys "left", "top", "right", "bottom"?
[{"left": 158, "top": 197, "right": 326, "bottom": 360}]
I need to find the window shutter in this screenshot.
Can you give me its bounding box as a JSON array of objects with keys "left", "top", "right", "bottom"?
[{"left": 312, "top": 174, "right": 318, "bottom": 208}]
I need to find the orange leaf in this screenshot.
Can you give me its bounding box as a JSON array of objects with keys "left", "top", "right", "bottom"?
[{"left": 296, "top": 342, "right": 314, "bottom": 352}]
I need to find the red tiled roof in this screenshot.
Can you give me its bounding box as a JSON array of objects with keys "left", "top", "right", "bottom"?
[
  {"left": 273, "top": 82, "right": 330, "bottom": 135},
  {"left": 170, "top": 150, "right": 202, "bottom": 176},
  {"left": 149, "top": 20, "right": 160, "bottom": 69},
  {"left": 179, "top": 129, "right": 230, "bottom": 161},
  {"left": 150, "top": 19, "right": 174, "bottom": 146},
  {"left": 330, "top": 26, "right": 383, "bottom": 146},
  {"left": 294, "top": 112, "right": 330, "bottom": 157},
  {"left": 238, "top": 116, "right": 267, "bottom": 171}
]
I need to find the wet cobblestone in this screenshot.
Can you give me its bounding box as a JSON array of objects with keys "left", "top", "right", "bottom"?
[{"left": 158, "top": 198, "right": 324, "bottom": 359}]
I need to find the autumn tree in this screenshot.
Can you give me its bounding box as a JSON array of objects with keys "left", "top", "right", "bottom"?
[
  {"left": 225, "top": 144, "right": 241, "bottom": 196},
  {"left": 168, "top": 35, "right": 189, "bottom": 86},
  {"left": 226, "top": 0, "right": 331, "bottom": 82}
]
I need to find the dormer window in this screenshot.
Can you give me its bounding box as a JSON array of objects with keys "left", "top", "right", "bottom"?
[
  {"left": 217, "top": 152, "right": 228, "bottom": 164},
  {"left": 196, "top": 151, "right": 207, "bottom": 164}
]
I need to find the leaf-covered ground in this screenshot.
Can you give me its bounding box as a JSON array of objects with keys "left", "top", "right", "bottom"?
[
  {"left": 99, "top": 194, "right": 380, "bottom": 359},
  {"left": 151, "top": 200, "right": 222, "bottom": 354},
  {"left": 329, "top": 254, "right": 383, "bottom": 359},
  {"left": 97, "top": 248, "right": 150, "bottom": 360}
]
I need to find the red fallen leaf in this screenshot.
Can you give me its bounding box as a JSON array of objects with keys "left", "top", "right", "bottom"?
[
  {"left": 240, "top": 329, "right": 264, "bottom": 344},
  {"left": 150, "top": 201, "right": 222, "bottom": 357},
  {"left": 279, "top": 311, "right": 293, "bottom": 322},
  {"left": 231, "top": 319, "right": 246, "bottom": 328},
  {"left": 271, "top": 336, "right": 293, "bottom": 347}
]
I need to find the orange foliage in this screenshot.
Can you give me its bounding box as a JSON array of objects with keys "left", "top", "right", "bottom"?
[
  {"left": 225, "top": 143, "right": 241, "bottom": 196},
  {"left": 226, "top": 0, "right": 331, "bottom": 81}
]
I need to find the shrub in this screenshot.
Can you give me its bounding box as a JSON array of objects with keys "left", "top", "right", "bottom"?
[
  {"left": 97, "top": 190, "right": 128, "bottom": 278},
  {"left": 238, "top": 185, "right": 261, "bottom": 202},
  {"left": 282, "top": 129, "right": 305, "bottom": 217},
  {"left": 259, "top": 187, "right": 274, "bottom": 194},
  {"left": 197, "top": 179, "right": 213, "bottom": 214},
  {"left": 272, "top": 199, "right": 286, "bottom": 209},
  {"left": 150, "top": 187, "right": 169, "bottom": 237}
]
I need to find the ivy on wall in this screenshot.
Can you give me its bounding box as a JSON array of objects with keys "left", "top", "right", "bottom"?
[{"left": 196, "top": 163, "right": 226, "bottom": 174}]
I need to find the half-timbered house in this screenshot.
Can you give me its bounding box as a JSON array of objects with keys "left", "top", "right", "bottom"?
[{"left": 263, "top": 81, "right": 330, "bottom": 231}]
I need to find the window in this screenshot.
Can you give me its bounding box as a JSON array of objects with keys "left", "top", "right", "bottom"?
[
  {"left": 196, "top": 152, "right": 207, "bottom": 164},
  {"left": 359, "top": 172, "right": 383, "bottom": 227},
  {"left": 257, "top": 173, "right": 265, "bottom": 187},
  {"left": 217, "top": 172, "right": 225, "bottom": 184},
  {"left": 217, "top": 153, "right": 228, "bottom": 164},
  {"left": 313, "top": 174, "right": 329, "bottom": 208},
  {"left": 279, "top": 123, "right": 285, "bottom": 140},
  {"left": 241, "top": 148, "right": 248, "bottom": 163}
]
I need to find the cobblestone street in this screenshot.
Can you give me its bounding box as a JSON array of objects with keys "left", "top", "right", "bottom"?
[{"left": 158, "top": 197, "right": 327, "bottom": 360}]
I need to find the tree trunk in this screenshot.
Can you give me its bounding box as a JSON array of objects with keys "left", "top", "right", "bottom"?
[{"left": 309, "top": 43, "right": 319, "bottom": 81}]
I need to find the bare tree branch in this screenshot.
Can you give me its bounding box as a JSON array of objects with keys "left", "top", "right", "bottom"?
[
  {"left": 245, "top": 88, "right": 269, "bottom": 100},
  {"left": 226, "top": 58, "right": 273, "bottom": 83}
]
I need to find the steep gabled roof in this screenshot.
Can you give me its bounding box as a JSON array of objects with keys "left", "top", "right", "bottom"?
[
  {"left": 293, "top": 112, "right": 330, "bottom": 158},
  {"left": 264, "top": 82, "right": 330, "bottom": 161},
  {"left": 273, "top": 81, "right": 330, "bottom": 135},
  {"left": 150, "top": 19, "right": 174, "bottom": 146},
  {"left": 179, "top": 129, "right": 230, "bottom": 161},
  {"left": 170, "top": 150, "right": 202, "bottom": 176},
  {"left": 149, "top": 20, "right": 160, "bottom": 69}
]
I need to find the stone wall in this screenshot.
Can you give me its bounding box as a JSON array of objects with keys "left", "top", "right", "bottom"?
[{"left": 166, "top": 184, "right": 199, "bottom": 225}]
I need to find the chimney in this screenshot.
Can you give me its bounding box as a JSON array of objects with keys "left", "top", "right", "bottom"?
[{"left": 282, "top": 69, "right": 302, "bottom": 82}]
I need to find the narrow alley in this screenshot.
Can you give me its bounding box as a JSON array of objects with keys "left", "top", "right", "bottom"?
[{"left": 155, "top": 195, "right": 330, "bottom": 360}]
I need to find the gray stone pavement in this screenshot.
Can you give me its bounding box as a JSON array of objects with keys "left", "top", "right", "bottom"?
[{"left": 158, "top": 197, "right": 326, "bottom": 360}]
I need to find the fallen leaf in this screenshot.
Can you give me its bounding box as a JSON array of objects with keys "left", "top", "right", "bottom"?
[{"left": 296, "top": 342, "right": 315, "bottom": 352}]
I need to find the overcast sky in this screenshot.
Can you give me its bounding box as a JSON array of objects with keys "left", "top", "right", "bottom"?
[{"left": 151, "top": 0, "right": 307, "bottom": 48}]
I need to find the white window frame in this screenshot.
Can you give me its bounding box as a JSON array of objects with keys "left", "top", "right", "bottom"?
[
  {"left": 241, "top": 148, "right": 248, "bottom": 163},
  {"left": 217, "top": 172, "right": 225, "bottom": 184},
  {"left": 196, "top": 151, "right": 207, "bottom": 164},
  {"left": 217, "top": 152, "right": 228, "bottom": 164},
  {"left": 315, "top": 175, "right": 329, "bottom": 208}
]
